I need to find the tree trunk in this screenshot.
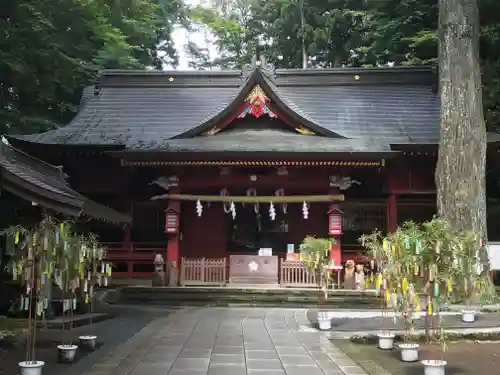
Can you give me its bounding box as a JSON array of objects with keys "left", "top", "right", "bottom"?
[{"left": 435, "top": 0, "right": 487, "bottom": 244}]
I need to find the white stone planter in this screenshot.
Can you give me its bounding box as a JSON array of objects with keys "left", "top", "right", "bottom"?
[
  {"left": 79, "top": 335, "right": 97, "bottom": 351},
  {"left": 317, "top": 311, "right": 331, "bottom": 331},
  {"left": 57, "top": 345, "right": 78, "bottom": 363},
  {"left": 377, "top": 332, "right": 395, "bottom": 350},
  {"left": 399, "top": 343, "right": 420, "bottom": 362},
  {"left": 19, "top": 361, "right": 44, "bottom": 375},
  {"left": 421, "top": 359, "right": 447, "bottom": 375},
  {"left": 461, "top": 309, "right": 476, "bottom": 323}
]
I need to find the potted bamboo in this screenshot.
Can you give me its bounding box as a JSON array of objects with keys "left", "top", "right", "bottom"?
[
  {"left": 78, "top": 233, "right": 108, "bottom": 351},
  {"left": 389, "top": 223, "right": 425, "bottom": 362},
  {"left": 360, "top": 230, "right": 396, "bottom": 349},
  {"left": 300, "top": 236, "right": 333, "bottom": 330},
  {"left": 55, "top": 221, "right": 80, "bottom": 363},
  {"left": 419, "top": 217, "right": 466, "bottom": 375},
  {"left": 1, "top": 217, "right": 63, "bottom": 375}
]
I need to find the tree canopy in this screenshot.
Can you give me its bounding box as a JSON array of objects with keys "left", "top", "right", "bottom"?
[
  {"left": 0, "top": 0, "right": 186, "bottom": 134},
  {"left": 186, "top": 0, "right": 500, "bottom": 130}
]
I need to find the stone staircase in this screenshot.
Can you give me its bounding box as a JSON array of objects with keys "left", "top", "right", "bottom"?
[{"left": 110, "top": 286, "right": 381, "bottom": 309}]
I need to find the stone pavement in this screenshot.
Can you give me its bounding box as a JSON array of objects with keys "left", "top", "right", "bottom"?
[{"left": 85, "top": 307, "right": 366, "bottom": 375}]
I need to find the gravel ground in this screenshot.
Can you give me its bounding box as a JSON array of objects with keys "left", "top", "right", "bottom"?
[
  {"left": 0, "top": 292, "right": 169, "bottom": 375},
  {"left": 306, "top": 309, "right": 500, "bottom": 331},
  {"left": 335, "top": 339, "right": 500, "bottom": 375}
]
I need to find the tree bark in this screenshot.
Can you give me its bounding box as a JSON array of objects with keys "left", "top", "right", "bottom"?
[{"left": 436, "top": 0, "right": 487, "bottom": 243}]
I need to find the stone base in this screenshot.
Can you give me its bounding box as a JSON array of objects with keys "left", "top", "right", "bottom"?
[
  {"left": 152, "top": 272, "right": 165, "bottom": 287},
  {"left": 166, "top": 262, "right": 178, "bottom": 286}
]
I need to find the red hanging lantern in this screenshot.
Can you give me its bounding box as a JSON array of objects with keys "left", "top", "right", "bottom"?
[
  {"left": 165, "top": 208, "right": 179, "bottom": 234},
  {"left": 328, "top": 208, "right": 342, "bottom": 235}
]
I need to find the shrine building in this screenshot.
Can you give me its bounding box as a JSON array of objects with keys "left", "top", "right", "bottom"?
[{"left": 6, "top": 60, "right": 456, "bottom": 286}]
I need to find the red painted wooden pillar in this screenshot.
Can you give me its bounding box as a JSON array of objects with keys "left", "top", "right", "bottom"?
[
  {"left": 166, "top": 197, "right": 181, "bottom": 285},
  {"left": 387, "top": 194, "right": 398, "bottom": 233},
  {"left": 123, "top": 224, "right": 133, "bottom": 276},
  {"left": 328, "top": 187, "right": 342, "bottom": 266}
]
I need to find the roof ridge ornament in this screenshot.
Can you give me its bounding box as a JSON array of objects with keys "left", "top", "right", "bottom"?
[{"left": 240, "top": 55, "right": 275, "bottom": 81}]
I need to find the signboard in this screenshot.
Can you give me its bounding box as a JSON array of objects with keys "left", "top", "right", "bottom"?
[
  {"left": 165, "top": 213, "right": 179, "bottom": 233},
  {"left": 329, "top": 212, "right": 342, "bottom": 235},
  {"left": 487, "top": 242, "right": 500, "bottom": 270},
  {"left": 258, "top": 248, "right": 273, "bottom": 256}
]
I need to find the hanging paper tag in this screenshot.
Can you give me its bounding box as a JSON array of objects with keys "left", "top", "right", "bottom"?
[
  {"left": 447, "top": 279, "right": 453, "bottom": 293},
  {"left": 36, "top": 301, "right": 43, "bottom": 316},
  {"left": 43, "top": 298, "right": 48, "bottom": 309},
  {"left": 415, "top": 239, "right": 421, "bottom": 254},
  {"left": 433, "top": 282, "right": 439, "bottom": 297},
  {"left": 104, "top": 276, "right": 108, "bottom": 287},
  {"left": 73, "top": 298, "right": 77, "bottom": 310},
  {"left": 414, "top": 296, "right": 420, "bottom": 311},
  {"left": 84, "top": 280, "right": 88, "bottom": 293},
  {"left": 375, "top": 273, "right": 382, "bottom": 289},
  {"left": 55, "top": 231, "right": 60, "bottom": 245},
  {"left": 90, "top": 285, "right": 94, "bottom": 297},
  {"left": 12, "top": 265, "right": 17, "bottom": 281},
  {"left": 383, "top": 239, "right": 389, "bottom": 253},
  {"left": 427, "top": 302, "right": 433, "bottom": 316},
  {"left": 15, "top": 231, "right": 20, "bottom": 245},
  {"left": 107, "top": 265, "right": 112, "bottom": 277},
  {"left": 385, "top": 290, "right": 391, "bottom": 301},
  {"left": 85, "top": 294, "right": 89, "bottom": 304},
  {"left": 402, "top": 278, "right": 409, "bottom": 293}
]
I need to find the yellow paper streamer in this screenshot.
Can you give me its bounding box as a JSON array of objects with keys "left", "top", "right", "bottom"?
[
  {"left": 365, "top": 279, "right": 369, "bottom": 289},
  {"left": 15, "top": 232, "right": 19, "bottom": 245},
  {"left": 107, "top": 266, "right": 112, "bottom": 277},
  {"left": 402, "top": 278, "right": 409, "bottom": 293},
  {"left": 385, "top": 290, "right": 391, "bottom": 301},
  {"left": 447, "top": 279, "right": 453, "bottom": 293},
  {"left": 370, "top": 273, "right": 374, "bottom": 283},
  {"left": 414, "top": 296, "right": 420, "bottom": 311},
  {"left": 85, "top": 294, "right": 89, "bottom": 304},
  {"left": 427, "top": 302, "right": 433, "bottom": 315},
  {"left": 375, "top": 273, "right": 382, "bottom": 289}
]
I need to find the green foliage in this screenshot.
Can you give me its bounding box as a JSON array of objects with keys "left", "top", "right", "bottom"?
[
  {"left": 361, "top": 217, "right": 495, "bottom": 347},
  {"left": 0, "top": 0, "right": 186, "bottom": 134}
]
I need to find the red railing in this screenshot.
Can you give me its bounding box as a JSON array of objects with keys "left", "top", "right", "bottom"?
[
  {"left": 103, "top": 242, "right": 368, "bottom": 280},
  {"left": 103, "top": 242, "right": 166, "bottom": 278}
]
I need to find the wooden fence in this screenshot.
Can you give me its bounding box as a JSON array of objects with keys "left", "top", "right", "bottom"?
[
  {"left": 180, "top": 257, "right": 227, "bottom": 286},
  {"left": 280, "top": 260, "right": 317, "bottom": 287}
]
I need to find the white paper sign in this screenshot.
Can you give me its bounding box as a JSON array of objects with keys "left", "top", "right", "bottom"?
[
  {"left": 258, "top": 248, "right": 273, "bottom": 256},
  {"left": 487, "top": 242, "right": 500, "bottom": 270}
]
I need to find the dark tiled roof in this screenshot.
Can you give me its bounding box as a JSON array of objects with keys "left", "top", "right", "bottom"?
[
  {"left": 132, "top": 129, "right": 392, "bottom": 153},
  {"left": 10, "top": 66, "right": 440, "bottom": 152},
  {"left": 0, "top": 140, "right": 131, "bottom": 224}
]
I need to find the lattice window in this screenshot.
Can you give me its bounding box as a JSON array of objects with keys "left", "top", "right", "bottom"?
[
  {"left": 398, "top": 204, "right": 436, "bottom": 225},
  {"left": 343, "top": 206, "right": 387, "bottom": 232}
]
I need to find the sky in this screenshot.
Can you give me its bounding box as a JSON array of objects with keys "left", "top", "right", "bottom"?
[{"left": 171, "top": 0, "right": 217, "bottom": 70}]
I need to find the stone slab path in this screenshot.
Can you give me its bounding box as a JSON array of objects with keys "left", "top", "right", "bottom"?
[{"left": 86, "top": 307, "right": 367, "bottom": 375}]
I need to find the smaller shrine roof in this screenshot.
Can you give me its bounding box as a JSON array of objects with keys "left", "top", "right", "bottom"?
[{"left": 0, "top": 140, "right": 131, "bottom": 224}]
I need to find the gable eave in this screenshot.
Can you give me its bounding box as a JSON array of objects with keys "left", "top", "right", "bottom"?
[{"left": 170, "top": 68, "right": 342, "bottom": 139}]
